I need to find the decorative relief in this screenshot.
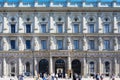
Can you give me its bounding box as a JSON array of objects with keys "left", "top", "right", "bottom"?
[
  {"left": 113, "top": 37, "right": 118, "bottom": 46},
  {"left": 98, "top": 37, "right": 102, "bottom": 45}
]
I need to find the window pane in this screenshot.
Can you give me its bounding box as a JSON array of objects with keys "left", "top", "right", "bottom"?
[
  {"left": 89, "top": 24, "right": 94, "bottom": 33},
  {"left": 104, "top": 24, "right": 109, "bottom": 33},
  {"left": 11, "top": 24, "right": 15, "bottom": 33},
  {"left": 118, "top": 24, "right": 120, "bottom": 33},
  {"left": 41, "top": 24, "right": 46, "bottom": 33},
  {"left": 104, "top": 40, "right": 110, "bottom": 50},
  {"left": 74, "top": 24, "right": 79, "bottom": 33},
  {"left": 89, "top": 40, "right": 94, "bottom": 50},
  {"left": 10, "top": 40, "right": 15, "bottom": 49},
  {"left": 58, "top": 24, "right": 63, "bottom": 33},
  {"left": 57, "top": 40, "right": 63, "bottom": 50},
  {"left": 74, "top": 40, "right": 79, "bottom": 49},
  {"left": 26, "top": 40, "right": 31, "bottom": 49},
  {"left": 41, "top": 40, "right": 47, "bottom": 50},
  {"left": 26, "top": 24, "right": 31, "bottom": 33}
]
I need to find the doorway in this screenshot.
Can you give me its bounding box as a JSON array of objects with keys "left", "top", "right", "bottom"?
[{"left": 55, "top": 59, "right": 65, "bottom": 78}]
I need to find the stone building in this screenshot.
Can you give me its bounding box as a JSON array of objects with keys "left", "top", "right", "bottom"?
[{"left": 0, "top": 0, "right": 120, "bottom": 78}]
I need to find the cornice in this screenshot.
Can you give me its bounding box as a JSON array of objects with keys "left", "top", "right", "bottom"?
[{"left": 0, "top": 7, "right": 120, "bottom": 12}]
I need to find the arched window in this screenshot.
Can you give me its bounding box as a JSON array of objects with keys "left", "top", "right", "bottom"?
[
  {"left": 10, "top": 62, "right": 15, "bottom": 76},
  {"left": 89, "top": 61, "right": 95, "bottom": 76},
  {"left": 26, "top": 62, "right": 30, "bottom": 73},
  {"left": 104, "top": 61, "right": 110, "bottom": 76}
]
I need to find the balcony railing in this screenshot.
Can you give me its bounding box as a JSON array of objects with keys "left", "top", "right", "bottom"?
[{"left": 0, "top": 0, "right": 119, "bottom": 7}]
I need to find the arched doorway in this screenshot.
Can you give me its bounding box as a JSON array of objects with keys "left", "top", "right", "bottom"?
[
  {"left": 10, "top": 62, "right": 16, "bottom": 76},
  {"left": 72, "top": 59, "right": 81, "bottom": 75},
  {"left": 104, "top": 61, "right": 110, "bottom": 76},
  {"left": 39, "top": 59, "right": 49, "bottom": 77},
  {"left": 55, "top": 59, "right": 65, "bottom": 78}
]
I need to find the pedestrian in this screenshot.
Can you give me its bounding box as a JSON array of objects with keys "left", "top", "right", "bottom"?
[
  {"left": 100, "top": 74, "right": 103, "bottom": 80},
  {"left": 51, "top": 73, "right": 55, "bottom": 80},
  {"left": 111, "top": 74, "right": 115, "bottom": 80},
  {"left": 95, "top": 73, "right": 100, "bottom": 80},
  {"left": 78, "top": 74, "right": 82, "bottom": 80}
]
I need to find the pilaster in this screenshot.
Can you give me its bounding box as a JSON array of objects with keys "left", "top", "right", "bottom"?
[
  {"left": 3, "top": 57, "right": 7, "bottom": 77},
  {"left": 82, "top": 13, "right": 87, "bottom": 33},
  {"left": 114, "top": 58, "right": 119, "bottom": 77},
  {"left": 19, "top": 58, "right": 22, "bottom": 75},
  {"left": 34, "top": 57, "right": 37, "bottom": 76},
  {"left": 83, "top": 57, "right": 87, "bottom": 77},
  {"left": 98, "top": 57, "right": 102, "bottom": 75},
  {"left": 49, "top": 56, "right": 53, "bottom": 74}
]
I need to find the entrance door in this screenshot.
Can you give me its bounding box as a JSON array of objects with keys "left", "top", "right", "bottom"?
[
  {"left": 72, "top": 59, "right": 81, "bottom": 75},
  {"left": 55, "top": 59, "right": 65, "bottom": 78},
  {"left": 39, "top": 59, "right": 49, "bottom": 77}
]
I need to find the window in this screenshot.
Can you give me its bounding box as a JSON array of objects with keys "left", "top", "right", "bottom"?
[
  {"left": 118, "top": 24, "right": 120, "bottom": 33},
  {"left": 104, "top": 40, "right": 110, "bottom": 50},
  {"left": 89, "top": 40, "right": 95, "bottom": 50},
  {"left": 41, "top": 24, "right": 46, "bottom": 33},
  {"left": 10, "top": 40, "right": 16, "bottom": 49},
  {"left": 89, "top": 62, "right": 95, "bottom": 76},
  {"left": 73, "top": 24, "right": 79, "bottom": 33},
  {"left": 104, "top": 24, "right": 110, "bottom": 33},
  {"left": 26, "top": 40, "right": 31, "bottom": 49},
  {"left": 41, "top": 40, "right": 47, "bottom": 50},
  {"left": 74, "top": 40, "right": 79, "bottom": 50},
  {"left": 104, "top": 61, "right": 110, "bottom": 76},
  {"left": 57, "top": 40, "right": 63, "bottom": 50},
  {"left": 118, "top": 39, "right": 120, "bottom": 50},
  {"left": 11, "top": 24, "right": 15, "bottom": 33},
  {"left": 26, "top": 24, "right": 31, "bottom": 33},
  {"left": 57, "top": 24, "right": 63, "bottom": 33},
  {"left": 89, "top": 24, "right": 94, "bottom": 33}
]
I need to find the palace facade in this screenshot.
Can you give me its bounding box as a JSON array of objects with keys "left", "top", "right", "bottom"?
[{"left": 0, "top": 0, "right": 120, "bottom": 78}]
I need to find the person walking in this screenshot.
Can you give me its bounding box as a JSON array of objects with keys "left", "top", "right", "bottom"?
[{"left": 95, "top": 73, "right": 100, "bottom": 80}]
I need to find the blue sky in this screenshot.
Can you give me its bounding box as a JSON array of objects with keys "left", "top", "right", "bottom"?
[{"left": 0, "top": 0, "right": 120, "bottom": 3}]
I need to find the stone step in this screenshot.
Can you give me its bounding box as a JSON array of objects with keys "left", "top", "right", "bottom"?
[{"left": 0, "top": 77, "right": 120, "bottom": 80}]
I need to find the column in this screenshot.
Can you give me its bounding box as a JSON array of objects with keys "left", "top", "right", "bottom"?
[
  {"left": 98, "top": 57, "right": 102, "bottom": 75},
  {"left": 82, "top": 13, "right": 86, "bottom": 33},
  {"left": 49, "top": 56, "right": 53, "bottom": 74},
  {"left": 68, "top": 53, "right": 71, "bottom": 78},
  {"left": 18, "top": 36, "right": 24, "bottom": 51},
  {"left": 114, "top": 37, "right": 118, "bottom": 51},
  {"left": 98, "top": 37, "right": 103, "bottom": 51},
  {"left": 114, "top": 58, "right": 119, "bottom": 77},
  {"left": 83, "top": 37, "right": 88, "bottom": 51},
  {"left": 49, "top": 12, "right": 54, "bottom": 33},
  {"left": 67, "top": 12, "right": 71, "bottom": 33},
  {"left": 83, "top": 57, "right": 87, "bottom": 77},
  {"left": 33, "top": 37, "right": 40, "bottom": 51},
  {"left": 18, "top": 12, "right": 24, "bottom": 33},
  {"left": 34, "top": 12, "right": 39, "bottom": 33},
  {"left": 19, "top": 58, "right": 22, "bottom": 75},
  {"left": 3, "top": 12, "right": 8, "bottom": 33},
  {"left": 113, "top": 13, "right": 117, "bottom": 33},
  {"left": 67, "top": 37, "right": 72, "bottom": 50},
  {"left": 34, "top": 57, "right": 37, "bottom": 76},
  {"left": 3, "top": 57, "right": 7, "bottom": 77},
  {"left": 2, "top": 37, "right": 9, "bottom": 51},
  {"left": 98, "top": 13, "right": 102, "bottom": 33}
]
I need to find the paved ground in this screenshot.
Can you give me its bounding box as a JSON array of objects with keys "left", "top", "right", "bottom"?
[{"left": 0, "top": 77, "right": 120, "bottom": 80}]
